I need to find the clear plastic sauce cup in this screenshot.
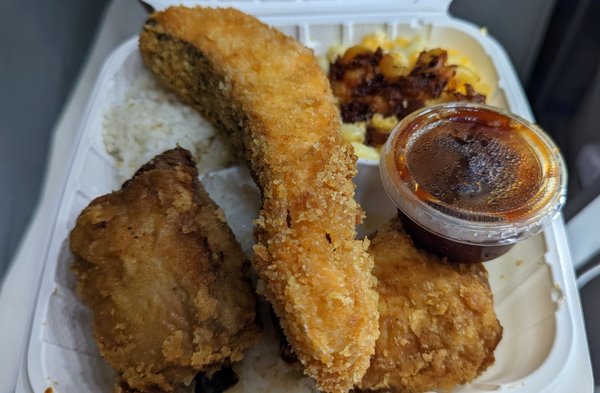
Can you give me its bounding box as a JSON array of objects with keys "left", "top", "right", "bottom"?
[{"left": 379, "top": 103, "right": 567, "bottom": 263}]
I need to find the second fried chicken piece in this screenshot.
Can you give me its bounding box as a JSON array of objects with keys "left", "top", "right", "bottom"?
[
  {"left": 359, "top": 217, "right": 502, "bottom": 393},
  {"left": 139, "top": 7, "right": 379, "bottom": 393},
  {"left": 70, "top": 148, "right": 259, "bottom": 392}
]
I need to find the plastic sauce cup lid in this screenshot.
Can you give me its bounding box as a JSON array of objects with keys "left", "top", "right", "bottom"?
[{"left": 379, "top": 103, "right": 567, "bottom": 246}]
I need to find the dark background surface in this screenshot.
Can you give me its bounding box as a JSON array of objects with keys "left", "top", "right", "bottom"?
[
  {"left": 0, "top": 0, "right": 109, "bottom": 276},
  {"left": 0, "top": 0, "right": 599, "bottom": 381}
]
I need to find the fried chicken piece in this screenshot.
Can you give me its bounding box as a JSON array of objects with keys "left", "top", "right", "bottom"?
[
  {"left": 139, "top": 8, "right": 379, "bottom": 393},
  {"left": 69, "top": 148, "right": 259, "bottom": 393},
  {"left": 359, "top": 217, "right": 502, "bottom": 393}
]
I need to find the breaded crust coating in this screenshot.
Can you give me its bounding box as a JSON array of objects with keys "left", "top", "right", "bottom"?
[
  {"left": 70, "top": 148, "right": 259, "bottom": 392},
  {"left": 139, "top": 7, "right": 379, "bottom": 393},
  {"left": 360, "top": 217, "right": 502, "bottom": 393}
]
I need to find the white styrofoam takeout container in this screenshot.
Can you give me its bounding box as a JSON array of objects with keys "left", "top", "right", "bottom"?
[{"left": 17, "top": 1, "right": 593, "bottom": 392}]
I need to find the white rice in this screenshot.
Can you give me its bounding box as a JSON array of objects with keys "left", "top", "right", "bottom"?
[{"left": 103, "top": 70, "right": 238, "bottom": 181}]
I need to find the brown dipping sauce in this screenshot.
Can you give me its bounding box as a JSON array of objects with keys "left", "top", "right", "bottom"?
[
  {"left": 397, "top": 211, "right": 514, "bottom": 263},
  {"left": 405, "top": 109, "right": 544, "bottom": 220},
  {"left": 382, "top": 104, "right": 565, "bottom": 263}
]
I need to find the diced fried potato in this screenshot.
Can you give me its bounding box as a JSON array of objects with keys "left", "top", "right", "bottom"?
[
  {"left": 453, "top": 65, "right": 491, "bottom": 96},
  {"left": 361, "top": 32, "right": 391, "bottom": 51},
  {"left": 447, "top": 49, "right": 470, "bottom": 67},
  {"left": 341, "top": 122, "right": 367, "bottom": 143},
  {"left": 351, "top": 142, "right": 380, "bottom": 161},
  {"left": 370, "top": 114, "right": 398, "bottom": 133},
  {"left": 326, "top": 44, "right": 348, "bottom": 63},
  {"left": 393, "top": 36, "right": 410, "bottom": 47}
]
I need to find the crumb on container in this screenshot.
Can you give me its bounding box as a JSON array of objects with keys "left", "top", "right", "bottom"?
[{"left": 552, "top": 282, "right": 565, "bottom": 306}]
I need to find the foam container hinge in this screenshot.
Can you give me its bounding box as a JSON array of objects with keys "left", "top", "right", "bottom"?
[{"left": 17, "top": 3, "right": 592, "bottom": 393}]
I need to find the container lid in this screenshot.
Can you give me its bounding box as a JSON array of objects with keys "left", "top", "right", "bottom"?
[{"left": 142, "top": 0, "right": 453, "bottom": 17}]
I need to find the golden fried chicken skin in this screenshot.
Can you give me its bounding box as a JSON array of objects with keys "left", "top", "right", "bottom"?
[
  {"left": 360, "top": 217, "right": 502, "bottom": 393},
  {"left": 70, "top": 148, "right": 259, "bottom": 393},
  {"left": 139, "top": 7, "right": 379, "bottom": 393}
]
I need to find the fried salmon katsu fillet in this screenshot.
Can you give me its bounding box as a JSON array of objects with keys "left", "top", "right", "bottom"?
[
  {"left": 70, "top": 148, "right": 259, "bottom": 393},
  {"left": 359, "top": 217, "right": 502, "bottom": 393},
  {"left": 139, "top": 7, "right": 379, "bottom": 393}
]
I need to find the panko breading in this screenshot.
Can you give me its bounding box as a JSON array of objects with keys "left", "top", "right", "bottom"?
[
  {"left": 70, "top": 148, "right": 259, "bottom": 393},
  {"left": 139, "top": 7, "right": 379, "bottom": 393},
  {"left": 360, "top": 217, "right": 502, "bottom": 393}
]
